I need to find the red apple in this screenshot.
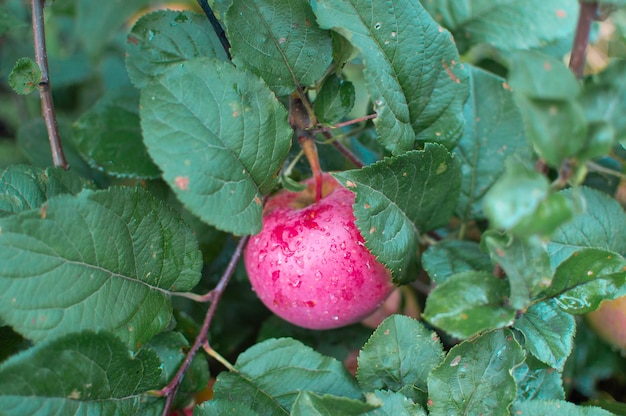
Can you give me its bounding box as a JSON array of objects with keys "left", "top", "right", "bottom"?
[
  {"left": 244, "top": 173, "right": 394, "bottom": 330},
  {"left": 586, "top": 296, "right": 626, "bottom": 349}
]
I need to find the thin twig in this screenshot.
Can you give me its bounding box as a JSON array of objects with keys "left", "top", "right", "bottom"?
[
  {"left": 159, "top": 235, "right": 249, "bottom": 416},
  {"left": 31, "top": 0, "right": 68, "bottom": 169},
  {"left": 569, "top": 1, "right": 599, "bottom": 79},
  {"left": 196, "top": 0, "right": 231, "bottom": 60}
]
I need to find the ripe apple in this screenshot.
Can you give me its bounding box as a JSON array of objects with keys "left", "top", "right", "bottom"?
[
  {"left": 244, "top": 173, "right": 394, "bottom": 330},
  {"left": 586, "top": 296, "right": 626, "bottom": 349}
]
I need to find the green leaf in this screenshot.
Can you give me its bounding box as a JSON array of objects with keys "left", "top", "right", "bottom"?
[
  {"left": 508, "top": 51, "right": 581, "bottom": 100},
  {"left": 543, "top": 248, "right": 626, "bottom": 314},
  {"left": 514, "top": 355, "right": 565, "bottom": 401},
  {"left": 0, "top": 331, "right": 162, "bottom": 415},
  {"left": 421, "top": 0, "right": 578, "bottom": 54},
  {"left": 483, "top": 232, "right": 553, "bottom": 310},
  {"left": 8, "top": 57, "right": 41, "bottom": 95},
  {"left": 76, "top": 0, "right": 152, "bottom": 55},
  {"left": 195, "top": 400, "right": 259, "bottom": 415},
  {"left": 140, "top": 57, "right": 292, "bottom": 235},
  {"left": 0, "top": 187, "right": 202, "bottom": 349},
  {"left": 511, "top": 399, "right": 615, "bottom": 415},
  {"left": 212, "top": 338, "right": 362, "bottom": 415},
  {"left": 483, "top": 158, "right": 578, "bottom": 237},
  {"left": 313, "top": 0, "right": 469, "bottom": 154},
  {"left": 0, "top": 165, "right": 90, "bottom": 217},
  {"left": 73, "top": 88, "right": 160, "bottom": 179},
  {"left": 364, "top": 390, "right": 426, "bottom": 416},
  {"left": 291, "top": 391, "right": 377, "bottom": 416},
  {"left": 422, "top": 240, "right": 493, "bottom": 285},
  {"left": 357, "top": 315, "right": 444, "bottom": 407},
  {"left": 548, "top": 187, "right": 626, "bottom": 267},
  {"left": 580, "top": 56, "right": 626, "bottom": 147},
  {"left": 16, "top": 118, "right": 102, "bottom": 183},
  {"left": 314, "top": 74, "right": 356, "bottom": 125},
  {"left": 423, "top": 271, "right": 516, "bottom": 339},
  {"left": 126, "top": 10, "right": 229, "bottom": 89},
  {"left": 333, "top": 143, "right": 461, "bottom": 282},
  {"left": 427, "top": 329, "right": 525, "bottom": 415},
  {"left": 225, "top": 0, "right": 333, "bottom": 96},
  {"left": 144, "top": 332, "right": 210, "bottom": 408},
  {"left": 455, "top": 65, "right": 530, "bottom": 221},
  {"left": 513, "top": 300, "right": 575, "bottom": 371},
  {"left": 515, "top": 96, "right": 588, "bottom": 167}
]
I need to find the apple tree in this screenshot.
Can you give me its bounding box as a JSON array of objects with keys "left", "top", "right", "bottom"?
[{"left": 1, "top": 0, "right": 626, "bottom": 414}]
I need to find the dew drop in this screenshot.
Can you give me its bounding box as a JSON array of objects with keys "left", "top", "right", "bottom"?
[
  {"left": 374, "top": 22, "right": 382, "bottom": 30},
  {"left": 315, "top": 270, "right": 323, "bottom": 280},
  {"left": 329, "top": 294, "right": 338, "bottom": 303},
  {"left": 330, "top": 244, "right": 338, "bottom": 253},
  {"left": 339, "top": 242, "right": 346, "bottom": 250},
  {"left": 332, "top": 315, "right": 339, "bottom": 321},
  {"left": 291, "top": 279, "right": 302, "bottom": 288},
  {"left": 391, "top": 31, "right": 397, "bottom": 37}
]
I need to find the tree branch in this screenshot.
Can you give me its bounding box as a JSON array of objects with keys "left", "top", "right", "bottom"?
[
  {"left": 159, "top": 235, "right": 249, "bottom": 415},
  {"left": 196, "top": 0, "right": 231, "bottom": 60},
  {"left": 569, "top": 1, "right": 599, "bottom": 79},
  {"left": 31, "top": 0, "right": 68, "bottom": 169}
]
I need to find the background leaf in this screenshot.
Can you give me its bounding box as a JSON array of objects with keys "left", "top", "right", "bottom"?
[
  {"left": 427, "top": 329, "right": 525, "bottom": 415},
  {"left": 73, "top": 88, "right": 160, "bottom": 179},
  {"left": 514, "top": 355, "right": 565, "bottom": 401},
  {"left": 225, "top": 0, "right": 333, "bottom": 96},
  {"left": 483, "top": 232, "right": 553, "bottom": 310},
  {"left": 581, "top": 60, "right": 626, "bottom": 147},
  {"left": 357, "top": 315, "right": 444, "bottom": 406},
  {"left": 16, "top": 118, "right": 102, "bottom": 184},
  {"left": 144, "top": 332, "right": 210, "bottom": 409},
  {"left": 422, "top": 240, "right": 493, "bottom": 285},
  {"left": 196, "top": 400, "right": 259, "bottom": 415},
  {"left": 0, "top": 331, "right": 162, "bottom": 415},
  {"left": 0, "top": 165, "right": 90, "bottom": 217},
  {"left": 421, "top": 0, "right": 578, "bottom": 54},
  {"left": 511, "top": 399, "right": 614, "bottom": 415},
  {"left": 423, "top": 271, "right": 516, "bottom": 339},
  {"left": 313, "top": 74, "right": 356, "bottom": 125},
  {"left": 140, "top": 57, "right": 292, "bottom": 235},
  {"left": 212, "top": 338, "right": 362, "bottom": 415},
  {"left": 313, "top": 0, "right": 469, "bottom": 154},
  {"left": 364, "top": 390, "right": 426, "bottom": 416},
  {"left": 0, "top": 187, "right": 202, "bottom": 349},
  {"left": 291, "top": 391, "right": 377, "bottom": 416},
  {"left": 126, "top": 10, "right": 229, "bottom": 89},
  {"left": 513, "top": 300, "right": 575, "bottom": 371},
  {"left": 333, "top": 143, "right": 461, "bottom": 282},
  {"left": 455, "top": 65, "right": 530, "bottom": 221},
  {"left": 548, "top": 187, "right": 626, "bottom": 267}
]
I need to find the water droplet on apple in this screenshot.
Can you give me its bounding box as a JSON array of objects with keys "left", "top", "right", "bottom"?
[
  {"left": 329, "top": 294, "right": 338, "bottom": 303},
  {"left": 258, "top": 251, "right": 267, "bottom": 262},
  {"left": 339, "top": 242, "right": 346, "bottom": 250},
  {"left": 332, "top": 316, "right": 339, "bottom": 321},
  {"left": 295, "top": 256, "right": 304, "bottom": 267},
  {"left": 290, "top": 279, "right": 302, "bottom": 288},
  {"left": 314, "top": 270, "right": 322, "bottom": 280},
  {"left": 343, "top": 252, "right": 351, "bottom": 259},
  {"left": 330, "top": 244, "right": 338, "bottom": 252}
]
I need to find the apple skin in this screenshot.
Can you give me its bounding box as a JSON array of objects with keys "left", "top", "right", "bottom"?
[
  {"left": 586, "top": 296, "right": 626, "bottom": 349},
  {"left": 244, "top": 173, "right": 394, "bottom": 330}
]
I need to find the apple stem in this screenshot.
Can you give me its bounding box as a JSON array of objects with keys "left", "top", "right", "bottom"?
[{"left": 299, "top": 135, "right": 324, "bottom": 202}]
